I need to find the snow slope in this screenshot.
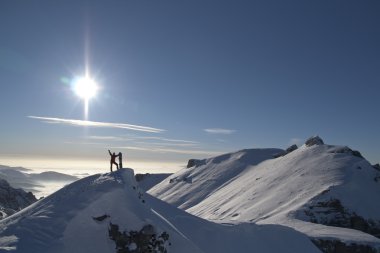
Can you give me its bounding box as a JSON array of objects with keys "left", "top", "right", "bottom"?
[
  {"left": 150, "top": 149, "right": 282, "bottom": 210},
  {"left": 0, "top": 168, "right": 320, "bottom": 253},
  {"left": 149, "top": 140, "right": 380, "bottom": 249}
]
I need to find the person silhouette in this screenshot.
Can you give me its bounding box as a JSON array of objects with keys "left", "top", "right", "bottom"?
[{"left": 108, "top": 150, "right": 119, "bottom": 172}]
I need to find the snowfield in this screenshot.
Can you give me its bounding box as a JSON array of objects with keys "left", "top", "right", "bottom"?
[
  {"left": 149, "top": 138, "right": 380, "bottom": 251},
  {"left": 0, "top": 168, "right": 320, "bottom": 253}
]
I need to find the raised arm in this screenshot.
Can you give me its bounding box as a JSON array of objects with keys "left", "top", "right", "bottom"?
[{"left": 108, "top": 150, "right": 112, "bottom": 156}]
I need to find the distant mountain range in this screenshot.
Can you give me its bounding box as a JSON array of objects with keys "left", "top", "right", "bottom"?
[{"left": 0, "top": 165, "right": 79, "bottom": 198}]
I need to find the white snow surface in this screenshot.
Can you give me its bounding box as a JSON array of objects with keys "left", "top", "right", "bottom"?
[
  {"left": 0, "top": 168, "right": 320, "bottom": 253},
  {"left": 149, "top": 145, "right": 380, "bottom": 247}
]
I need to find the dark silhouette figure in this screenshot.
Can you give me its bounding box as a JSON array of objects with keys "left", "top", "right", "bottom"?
[
  {"left": 118, "top": 152, "right": 123, "bottom": 169},
  {"left": 108, "top": 150, "right": 119, "bottom": 172}
]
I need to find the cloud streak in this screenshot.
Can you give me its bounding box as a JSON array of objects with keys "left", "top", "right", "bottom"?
[
  {"left": 113, "top": 146, "right": 222, "bottom": 156},
  {"left": 132, "top": 136, "right": 199, "bottom": 144},
  {"left": 28, "top": 116, "right": 165, "bottom": 133},
  {"left": 204, "top": 128, "right": 236, "bottom": 134}
]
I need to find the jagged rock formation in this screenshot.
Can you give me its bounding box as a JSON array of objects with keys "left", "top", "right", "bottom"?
[
  {"left": 299, "top": 198, "right": 380, "bottom": 239},
  {"left": 312, "top": 239, "right": 378, "bottom": 253},
  {"left": 187, "top": 159, "right": 205, "bottom": 168},
  {"left": 305, "top": 135, "right": 324, "bottom": 147},
  {"left": 108, "top": 222, "right": 170, "bottom": 253},
  {"left": 273, "top": 144, "right": 298, "bottom": 158},
  {"left": 0, "top": 178, "right": 37, "bottom": 219},
  {"left": 330, "top": 146, "right": 364, "bottom": 158}
]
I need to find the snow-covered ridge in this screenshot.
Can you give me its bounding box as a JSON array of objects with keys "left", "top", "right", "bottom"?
[
  {"left": 149, "top": 137, "right": 380, "bottom": 251},
  {"left": 0, "top": 168, "right": 321, "bottom": 253},
  {"left": 150, "top": 148, "right": 283, "bottom": 210}
]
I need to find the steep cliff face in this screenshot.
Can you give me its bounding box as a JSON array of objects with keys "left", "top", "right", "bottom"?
[{"left": 0, "top": 178, "right": 37, "bottom": 219}]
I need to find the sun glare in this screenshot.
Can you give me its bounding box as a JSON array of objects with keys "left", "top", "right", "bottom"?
[{"left": 73, "top": 77, "right": 98, "bottom": 100}]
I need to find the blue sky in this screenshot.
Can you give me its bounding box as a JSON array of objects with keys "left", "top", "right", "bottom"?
[{"left": 0, "top": 1, "right": 379, "bottom": 172}]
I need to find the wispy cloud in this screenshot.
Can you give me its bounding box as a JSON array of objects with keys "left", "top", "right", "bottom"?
[
  {"left": 28, "top": 116, "right": 165, "bottom": 133},
  {"left": 113, "top": 146, "right": 222, "bottom": 156},
  {"left": 132, "top": 136, "right": 199, "bottom": 144},
  {"left": 204, "top": 128, "right": 236, "bottom": 134},
  {"left": 84, "top": 135, "right": 199, "bottom": 145},
  {"left": 86, "top": 136, "right": 128, "bottom": 141},
  {"left": 134, "top": 141, "right": 198, "bottom": 147},
  {"left": 63, "top": 141, "right": 104, "bottom": 146}
]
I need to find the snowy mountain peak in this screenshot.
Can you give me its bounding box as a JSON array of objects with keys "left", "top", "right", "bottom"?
[
  {"left": 0, "top": 168, "right": 202, "bottom": 253},
  {"left": 149, "top": 139, "right": 380, "bottom": 252},
  {"left": 305, "top": 135, "right": 324, "bottom": 147}
]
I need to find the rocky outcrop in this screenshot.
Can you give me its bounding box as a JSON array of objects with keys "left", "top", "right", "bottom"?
[
  {"left": 373, "top": 164, "right": 380, "bottom": 171},
  {"left": 187, "top": 159, "right": 205, "bottom": 168},
  {"left": 305, "top": 136, "right": 324, "bottom": 147},
  {"left": 286, "top": 144, "right": 298, "bottom": 153},
  {"left": 312, "top": 239, "right": 379, "bottom": 253},
  {"left": 299, "top": 198, "right": 380, "bottom": 239},
  {"left": 0, "top": 178, "right": 37, "bottom": 219},
  {"left": 273, "top": 144, "right": 298, "bottom": 158},
  {"left": 330, "top": 146, "right": 364, "bottom": 159},
  {"left": 108, "top": 222, "right": 170, "bottom": 253}
]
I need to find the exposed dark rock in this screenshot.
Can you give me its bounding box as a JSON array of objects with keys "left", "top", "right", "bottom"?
[
  {"left": 187, "top": 159, "right": 205, "bottom": 168},
  {"left": 331, "top": 146, "right": 353, "bottom": 154},
  {"left": 92, "top": 214, "right": 110, "bottom": 222},
  {"left": 0, "top": 178, "right": 37, "bottom": 219},
  {"left": 273, "top": 144, "right": 298, "bottom": 158},
  {"left": 305, "top": 136, "right": 324, "bottom": 147},
  {"left": 108, "top": 222, "right": 170, "bottom": 253},
  {"left": 286, "top": 144, "right": 298, "bottom": 153},
  {"left": 373, "top": 164, "right": 380, "bottom": 171},
  {"left": 312, "top": 239, "right": 379, "bottom": 253},
  {"left": 272, "top": 152, "right": 285, "bottom": 158},
  {"left": 169, "top": 176, "right": 192, "bottom": 184},
  {"left": 352, "top": 150, "right": 364, "bottom": 159},
  {"left": 300, "top": 198, "right": 380, "bottom": 239},
  {"left": 329, "top": 146, "right": 364, "bottom": 159}
]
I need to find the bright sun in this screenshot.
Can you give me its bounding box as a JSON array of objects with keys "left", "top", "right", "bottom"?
[{"left": 73, "top": 77, "right": 98, "bottom": 100}]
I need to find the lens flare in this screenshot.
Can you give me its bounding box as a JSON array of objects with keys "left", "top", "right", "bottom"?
[{"left": 73, "top": 77, "right": 98, "bottom": 100}]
